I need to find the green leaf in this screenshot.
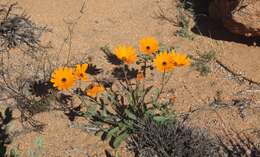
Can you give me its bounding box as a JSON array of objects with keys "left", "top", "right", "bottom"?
[
  {"left": 87, "top": 104, "right": 97, "bottom": 116},
  {"left": 112, "top": 131, "right": 129, "bottom": 148},
  {"left": 101, "top": 108, "right": 108, "bottom": 118},
  {"left": 118, "top": 123, "right": 128, "bottom": 132},
  {"left": 139, "top": 85, "right": 153, "bottom": 103},
  {"left": 126, "top": 94, "right": 133, "bottom": 106},
  {"left": 124, "top": 109, "right": 137, "bottom": 120},
  {"left": 152, "top": 88, "right": 160, "bottom": 106},
  {"left": 34, "top": 136, "right": 44, "bottom": 148},
  {"left": 153, "top": 116, "right": 169, "bottom": 124},
  {"left": 107, "top": 93, "right": 121, "bottom": 107},
  {"left": 106, "top": 127, "right": 120, "bottom": 140},
  {"left": 10, "top": 148, "right": 20, "bottom": 157},
  {"left": 123, "top": 119, "right": 134, "bottom": 129}
]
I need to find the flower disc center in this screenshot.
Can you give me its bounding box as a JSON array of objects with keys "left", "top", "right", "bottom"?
[
  {"left": 162, "top": 61, "right": 167, "bottom": 66},
  {"left": 61, "top": 78, "right": 67, "bottom": 82}
]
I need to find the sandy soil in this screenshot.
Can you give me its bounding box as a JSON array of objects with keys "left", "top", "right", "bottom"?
[{"left": 1, "top": 0, "right": 260, "bottom": 156}]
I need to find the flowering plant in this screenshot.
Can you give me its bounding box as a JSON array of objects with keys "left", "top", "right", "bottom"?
[{"left": 48, "top": 37, "right": 190, "bottom": 148}]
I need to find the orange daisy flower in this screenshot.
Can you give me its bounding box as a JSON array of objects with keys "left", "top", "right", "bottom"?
[
  {"left": 114, "top": 45, "right": 137, "bottom": 64},
  {"left": 139, "top": 37, "right": 159, "bottom": 54},
  {"left": 51, "top": 67, "right": 75, "bottom": 90},
  {"left": 85, "top": 84, "right": 105, "bottom": 97},
  {"left": 74, "top": 64, "right": 88, "bottom": 81},
  {"left": 153, "top": 51, "right": 175, "bottom": 72}
]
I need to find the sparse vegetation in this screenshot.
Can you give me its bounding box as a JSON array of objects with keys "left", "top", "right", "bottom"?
[
  {"left": 0, "top": 2, "right": 51, "bottom": 131},
  {"left": 175, "top": 1, "right": 195, "bottom": 39},
  {"left": 129, "top": 118, "right": 260, "bottom": 157},
  {"left": 0, "top": 3, "right": 49, "bottom": 55},
  {"left": 155, "top": 0, "right": 195, "bottom": 40},
  {"left": 27, "top": 136, "right": 45, "bottom": 157},
  {"left": 9, "top": 136, "right": 45, "bottom": 157},
  {"left": 129, "top": 119, "right": 220, "bottom": 157},
  {"left": 190, "top": 50, "right": 216, "bottom": 76}
]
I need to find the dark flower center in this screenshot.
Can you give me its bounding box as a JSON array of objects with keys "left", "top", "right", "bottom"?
[
  {"left": 80, "top": 73, "right": 84, "bottom": 77},
  {"left": 162, "top": 61, "right": 167, "bottom": 66},
  {"left": 61, "top": 78, "right": 67, "bottom": 82},
  {"left": 146, "top": 46, "right": 150, "bottom": 50}
]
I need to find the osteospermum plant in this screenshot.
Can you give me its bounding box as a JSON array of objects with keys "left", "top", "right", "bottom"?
[{"left": 47, "top": 36, "right": 190, "bottom": 149}]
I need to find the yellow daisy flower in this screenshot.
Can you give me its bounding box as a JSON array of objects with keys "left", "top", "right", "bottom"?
[
  {"left": 139, "top": 37, "right": 159, "bottom": 54},
  {"left": 51, "top": 67, "right": 75, "bottom": 90},
  {"left": 85, "top": 84, "right": 105, "bottom": 97},
  {"left": 153, "top": 51, "right": 175, "bottom": 72},
  {"left": 172, "top": 52, "right": 191, "bottom": 66},
  {"left": 114, "top": 45, "right": 137, "bottom": 64},
  {"left": 74, "top": 64, "right": 88, "bottom": 81}
]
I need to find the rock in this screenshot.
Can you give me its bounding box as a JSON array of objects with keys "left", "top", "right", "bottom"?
[{"left": 209, "top": 0, "right": 260, "bottom": 37}]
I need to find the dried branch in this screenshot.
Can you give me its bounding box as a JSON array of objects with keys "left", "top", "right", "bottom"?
[{"left": 216, "top": 59, "right": 260, "bottom": 87}]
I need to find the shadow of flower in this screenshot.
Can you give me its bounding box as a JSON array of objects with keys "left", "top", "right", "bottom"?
[
  {"left": 112, "top": 65, "right": 138, "bottom": 81},
  {"left": 29, "top": 80, "right": 52, "bottom": 97},
  {"left": 86, "top": 64, "right": 103, "bottom": 75},
  {"left": 101, "top": 46, "right": 123, "bottom": 65}
]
